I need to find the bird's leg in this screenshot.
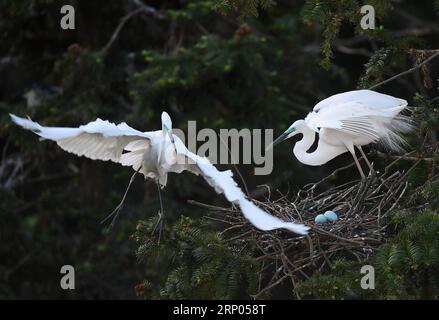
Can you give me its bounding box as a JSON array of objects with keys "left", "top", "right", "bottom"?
[
  {"left": 349, "top": 149, "right": 366, "bottom": 179},
  {"left": 152, "top": 182, "right": 166, "bottom": 244},
  {"left": 100, "top": 168, "right": 140, "bottom": 230},
  {"left": 357, "top": 146, "right": 374, "bottom": 173}
]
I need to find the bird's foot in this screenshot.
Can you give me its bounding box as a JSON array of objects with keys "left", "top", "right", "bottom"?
[{"left": 100, "top": 203, "right": 124, "bottom": 231}]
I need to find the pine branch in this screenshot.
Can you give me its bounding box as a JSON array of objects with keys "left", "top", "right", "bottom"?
[{"left": 369, "top": 50, "right": 439, "bottom": 90}]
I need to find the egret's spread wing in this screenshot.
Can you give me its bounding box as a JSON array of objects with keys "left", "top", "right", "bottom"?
[
  {"left": 10, "top": 114, "right": 153, "bottom": 164},
  {"left": 171, "top": 138, "right": 309, "bottom": 235}
]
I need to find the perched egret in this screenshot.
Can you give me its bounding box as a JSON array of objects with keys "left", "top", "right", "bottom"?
[
  {"left": 271, "top": 90, "right": 413, "bottom": 178},
  {"left": 10, "top": 112, "right": 309, "bottom": 235}
]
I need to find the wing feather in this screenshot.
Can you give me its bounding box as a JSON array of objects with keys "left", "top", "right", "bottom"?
[{"left": 10, "top": 114, "right": 153, "bottom": 164}]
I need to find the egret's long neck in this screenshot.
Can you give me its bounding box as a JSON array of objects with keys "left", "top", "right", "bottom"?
[
  {"left": 157, "top": 129, "right": 178, "bottom": 167},
  {"left": 293, "top": 128, "right": 320, "bottom": 165},
  {"left": 293, "top": 127, "right": 345, "bottom": 166},
  {"left": 157, "top": 130, "right": 166, "bottom": 164}
]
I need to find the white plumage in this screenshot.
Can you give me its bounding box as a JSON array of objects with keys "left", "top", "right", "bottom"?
[
  {"left": 10, "top": 112, "right": 309, "bottom": 235},
  {"left": 272, "top": 90, "right": 413, "bottom": 178}
]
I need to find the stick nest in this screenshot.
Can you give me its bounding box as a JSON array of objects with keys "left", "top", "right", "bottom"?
[{"left": 191, "top": 158, "right": 421, "bottom": 298}]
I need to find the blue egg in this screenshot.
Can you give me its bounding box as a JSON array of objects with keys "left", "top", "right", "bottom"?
[
  {"left": 315, "top": 214, "right": 328, "bottom": 224},
  {"left": 324, "top": 211, "right": 338, "bottom": 222}
]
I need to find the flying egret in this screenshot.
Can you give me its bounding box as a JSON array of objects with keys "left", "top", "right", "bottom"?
[
  {"left": 10, "top": 112, "right": 309, "bottom": 236},
  {"left": 271, "top": 90, "right": 413, "bottom": 178}
]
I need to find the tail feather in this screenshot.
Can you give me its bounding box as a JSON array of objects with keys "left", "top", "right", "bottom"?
[{"left": 378, "top": 113, "right": 415, "bottom": 153}]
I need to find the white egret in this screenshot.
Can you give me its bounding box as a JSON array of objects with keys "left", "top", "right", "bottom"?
[
  {"left": 10, "top": 112, "right": 309, "bottom": 235},
  {"left": 271, "top": 90, "right": 413, "bottom": 178}
]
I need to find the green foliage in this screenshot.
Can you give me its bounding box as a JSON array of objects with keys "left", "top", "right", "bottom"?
[
  {"left": 300, "top": 0, "right": 329, "bottom": 23},
  {"left": 131, "top": 32, "right": 304, "bottom": 128},
  {"left": 299, "top": 0, "right": 407, "bottom": 69},
  {"left": 300, "top": 0, "right": 364, "bottom": 68},
  {"left": 374, "top": 211, "right": 439, "bottom": 299},
  {"left": 296, "top": 259, "right": 362, "bottom": 299},
  {"left": 133, "top": 216, "right": 260, "bottom": 299},
  {"left": 357, "top": 48, "right": 390, "bottom": 89},
  {"left": 412, "top": 93, "right": 439, "bottom": 137},
  {"left": 213, "top": 0, "right": 275, "bottom": 19}
]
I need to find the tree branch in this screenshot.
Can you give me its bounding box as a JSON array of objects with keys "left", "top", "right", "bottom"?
[
  {"left": 100, "top": 0, "right": 164, "bottom": 55},
  {"left": 369, "top": 50, "right": 439, "bottom": 90},
  {"left": 130, "top": 0, "right": 165, "bottom": 19}
]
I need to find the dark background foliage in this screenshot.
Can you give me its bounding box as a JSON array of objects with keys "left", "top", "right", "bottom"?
[{"left": 0, "top": 0, "right": 438, "bottom": 299}]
